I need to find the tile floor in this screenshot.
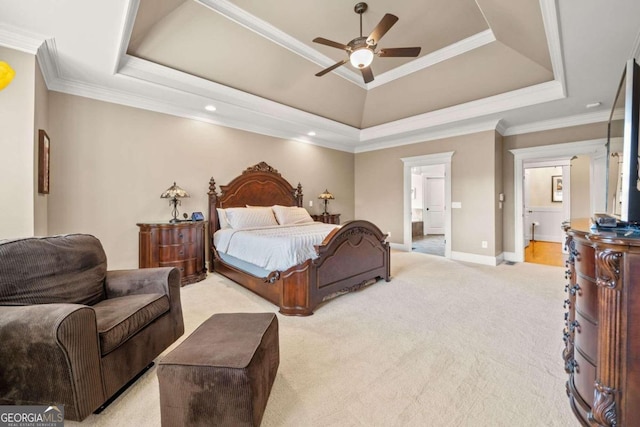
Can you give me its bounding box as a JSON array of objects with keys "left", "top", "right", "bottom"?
[{"left": 412, "top": 234, "right": 445, "bottom": 257}]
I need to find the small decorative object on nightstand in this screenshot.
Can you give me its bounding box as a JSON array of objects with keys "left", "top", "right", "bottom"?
[
  {"left": 161, "top": 182, "right": 190, "bottom": 223},
  {"left": 137, "top": 221, "right": 207, "bottom": 286},
  {"left": 318, "top": 189, "right": 334, "bottom": 214},
  {"left": 311, "top": 213, "right": 340, "bottom": 225}
]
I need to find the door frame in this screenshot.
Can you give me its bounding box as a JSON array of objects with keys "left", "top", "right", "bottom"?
[
  {"left": 401, "top": 152, "right": 454, "bottom": 257},
  {"left": 510, "top": 139, "right": 606, "bottom": 262}
]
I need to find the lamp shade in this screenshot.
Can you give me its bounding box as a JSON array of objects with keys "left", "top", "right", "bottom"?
[
  {"left": 318, "top": 189, "right": 335, "bottom": 200},
  {"left": 350, "top": 47, "right": 374, "bottom": 69},
  {"left": 161, "top": 182, "right": 190, "bottom": 199}
]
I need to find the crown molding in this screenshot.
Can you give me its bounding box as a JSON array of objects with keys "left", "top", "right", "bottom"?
[
  {"left": 361, "top": 80, "right": 563, "bottom": 142},
  {"left": 502, "top": 110, "right": 615, "bottom": 136},
  {"left": 35, "top": 39, "right": 61, "bottom": 88},
  {"left": 0, "top": 23, "right": 46, "bottom": 54},
  {"left": 367, "top": 30, "right": 496, "bottom": 89},
  {"left": 113, "top": 0, "right": 139, "bottom": 74},
  {"left": 355, "top": 119, "right": 501, "bottom": 153},
  {"left": 540, "top": 0, "right": 566, "bottom": 96}
]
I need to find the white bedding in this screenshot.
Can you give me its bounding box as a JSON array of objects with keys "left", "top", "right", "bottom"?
[{"left": 214, "top": 222, "right": 339, "bottom": 272}]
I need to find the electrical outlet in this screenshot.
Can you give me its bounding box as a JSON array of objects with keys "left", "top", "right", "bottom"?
[
  {"left": 481, "top": 241, "right": 488, "bottom": 249},
  {"left": 309, "top": 200, "right": 313, "bottom": 207}
]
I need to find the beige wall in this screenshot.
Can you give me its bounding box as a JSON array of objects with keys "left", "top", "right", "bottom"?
[
  {"left": 34, "top": 58, "right": 48, "bottom": 236},
  {"left": 502, "top": 122, "right": 608, "bottom": 253},
  {"left": 0, "top": 47, "right": 35, "bottom": 238},
  {"left": 48, "top": 92, "right": 354, "bottom": 269},
  {"left": 355, "top": 130, "right": 500, "bottom": 257},
  {"left": 528, "top": 166, "right": 562, "bottom": 207},
  {"left": 570, "top": 155, "right": 591, "bottom": 218}
]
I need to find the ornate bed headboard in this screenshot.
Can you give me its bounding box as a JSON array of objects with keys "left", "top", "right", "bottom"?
[{"left": 207, "top": 162, "right": 304, "bottom": 237}]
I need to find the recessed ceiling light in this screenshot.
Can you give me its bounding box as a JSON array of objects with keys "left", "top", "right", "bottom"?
[
  {"left": 205, "top": 105, "right": 217, "bottom": 112},
  {"left": 307, "top": 131, "right": 316, "bottom": 136},
  {"left": 586, "top": 102, "right": 601, "bottom": 109}
]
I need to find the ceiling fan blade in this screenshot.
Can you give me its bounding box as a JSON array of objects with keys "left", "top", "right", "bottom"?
[
  {"left": 367, "top": 14, "right": 398, "bottom": 45},
  {"left": 313, "top": 37, "right": 349, "bottom": 51},
  {"left": 315, "top": 59, "right": 349, "bottom": 77},
  {"left": 361, "top": 66, "right": 374, "bottom": 84},
  {"left": 378, "top": 47, "right": 422, "bottom": 57}
]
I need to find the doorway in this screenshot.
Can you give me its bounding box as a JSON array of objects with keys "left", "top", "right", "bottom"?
[
  {"left": 522, "top": 163, "right": 569, "bottom": 267},
  {"left": 510, "top": 139, "right": 607, "bottom": 263},
  {"left": 402, "top": 152, "right": 453, "bottom": 258},
  {"left": 411, "top": 165, "right": 446, "bottom": 256}
]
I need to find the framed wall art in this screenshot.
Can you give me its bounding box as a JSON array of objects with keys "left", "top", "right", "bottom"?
[
  {"left": 552, "top": 175, "right": 562, "bottom": 202},
  {"left": 38, "top": 129, "right": 50, "bottom": 194}
]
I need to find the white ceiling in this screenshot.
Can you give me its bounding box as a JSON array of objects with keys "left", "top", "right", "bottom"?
[{"left": 1, "top": 0, "right": 639, "bottom": 153}]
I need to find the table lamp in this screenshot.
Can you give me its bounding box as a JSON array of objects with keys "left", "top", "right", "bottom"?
[
  {"left": 161, "top": 182, "right": 190, "bottom": 223},
  {"left": 318, "top": 189, "right": 334, "bottom": 215}
]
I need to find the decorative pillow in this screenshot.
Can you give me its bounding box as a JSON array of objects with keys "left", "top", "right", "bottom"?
[
  {"left": 216, "top": 208, "right": 230, "bottom": 229},
  {"left": 224, "top": 207, "right": 278, "bottom": 229},
  {"left": 272, "top": 205, "right": 314, "bottom": 225}
]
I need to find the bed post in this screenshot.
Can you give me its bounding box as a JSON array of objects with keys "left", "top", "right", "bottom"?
[
  {"left": 295, "top": 183, "right": 303, "bottom": 208},
  {"left": 208, "top": 177, "right": 218, "bottom": 273}
]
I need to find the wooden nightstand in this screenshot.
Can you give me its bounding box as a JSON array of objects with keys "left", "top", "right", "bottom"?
[
  {"left": 137, "top": 221, "right": 207, "bottom": 286},
  {"left": 311, "top": 213, "right": 340, "bottom": 225}
]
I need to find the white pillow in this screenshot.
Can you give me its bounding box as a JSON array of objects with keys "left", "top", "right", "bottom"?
[
  {"left": 224, "top": 207, "right": 278, "bottom": 229},
  {"left": 272, "top": 205, "right": 314, "bottom": 225},
  {"left": 216, "top": 208, "right": 230, "bottom": 229}
]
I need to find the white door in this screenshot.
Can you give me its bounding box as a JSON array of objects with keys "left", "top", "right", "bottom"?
[{"left": 424, "top": 177, "right": 445, "bottom": 234}]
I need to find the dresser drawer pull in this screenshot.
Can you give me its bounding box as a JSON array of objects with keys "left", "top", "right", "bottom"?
[
  {"left": 570, "top": 284, "right": 581, "bottom": 296},
  {"left": 563, "top": 299, "right": 571, "bottom": 309},
  {"left": 179, "top": 250, "right": 184, "bottom": 255},
  {"left": 178, "top": 233, "right": 183, "bottom": 239},
  {"left": 569, "top": 320, "right": 580, "bottom": 333},
  {"left": 179, "top": 267, "right": 185, "bottom": 272}
]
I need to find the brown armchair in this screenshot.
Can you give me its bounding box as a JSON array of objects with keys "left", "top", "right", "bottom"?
[{"left": 0, "top": 234, "right": 184, "bottom": 421}]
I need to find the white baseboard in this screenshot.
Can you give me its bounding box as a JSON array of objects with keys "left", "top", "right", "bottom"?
[
  {"left": 451, "top": 251, "right": 502, "bottom": 266},
  {"left": 389, "top": 242, "right": 409, "bottom": 251},
  {"left": 502, "top": 252, "right": 518, "bottom": 263}
]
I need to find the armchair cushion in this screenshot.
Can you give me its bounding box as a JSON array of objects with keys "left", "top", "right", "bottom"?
[
  {"left": 0, "top": 234, "right": 106, "bottom": 306},
  {"left": 93, "top": 293, "right": 169, "bottom": 356}
]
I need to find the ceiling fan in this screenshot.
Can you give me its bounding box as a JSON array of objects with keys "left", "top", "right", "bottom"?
[{"left": 313, "top": 2, "right": 421, "bottom": 84}]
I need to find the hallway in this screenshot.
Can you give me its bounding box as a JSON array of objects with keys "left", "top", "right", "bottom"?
[{"left": 524, "top": 240, "right": 565, "bottom": 267}]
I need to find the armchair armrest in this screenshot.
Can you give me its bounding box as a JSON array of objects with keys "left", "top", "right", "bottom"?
[
  {"left": 105, "top": 267, "right": 183, "bottom": 339},
  {"left": 0, "top": 304, "right": 104, "bottom": 421}
]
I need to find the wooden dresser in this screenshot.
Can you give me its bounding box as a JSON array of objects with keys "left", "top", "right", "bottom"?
[
  {"left": 563, "top": 219, "right": 640, "bottom": 426},
  {"left": 137, "top": 221, "right": 207, "bottom": 286},
  {"left": 311, "top": 213, "right": 340, "bottom": 224}
]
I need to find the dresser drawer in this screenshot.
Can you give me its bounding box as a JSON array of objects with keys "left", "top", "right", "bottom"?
[
  {"left": 158, "top": 227, "right": 197, "bottom": 244},
  {"left": 574, "top": 242, "right": 595, "bottom": 278},
  {"left": 575, "top": 275, "right": 598, "bottom": 322},
  {"left": 159, "top": 243, "right": 196, "bottom": 262},
  {"left": 573, "top": 349, "right": 596, "bottom": 407},
  {"left": 574, "top": 310, "right": 598, "bottom": 362}
]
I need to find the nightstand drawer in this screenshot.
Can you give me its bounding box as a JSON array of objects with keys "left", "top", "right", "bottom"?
[
  {"left": 159, "top": 259, "right": 198, "bottom": 277},
  {"left": 159, "top": 243, "right": 196, "bottom": 262},
  {"left": 158, "top": 227, "right": 196, "bottom": 244}
]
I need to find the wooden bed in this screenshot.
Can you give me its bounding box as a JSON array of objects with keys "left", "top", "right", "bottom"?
[{"left": 207, "top": 162, "right": 390, "bottom": 316}]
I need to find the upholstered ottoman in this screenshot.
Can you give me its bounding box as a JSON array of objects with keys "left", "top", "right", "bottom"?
[{"left": 158, "top": 312, "right": 279, "bottom": 427}]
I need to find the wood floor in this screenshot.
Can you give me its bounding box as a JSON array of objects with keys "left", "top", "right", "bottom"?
[{"left": 524, "top": 240, "right": 565, "bottom": 267}]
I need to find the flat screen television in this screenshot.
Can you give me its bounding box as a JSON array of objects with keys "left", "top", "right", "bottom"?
[{"left": 606, "top": 58, "right": 640, "bottom": 223}]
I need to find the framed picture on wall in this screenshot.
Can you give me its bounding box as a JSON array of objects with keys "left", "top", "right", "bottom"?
[
  {"left": 552, "top": 175, "right": 563, "bottom": 202},
  {"left": 38, "top": 129, "right": 50, "bottom": 194}
]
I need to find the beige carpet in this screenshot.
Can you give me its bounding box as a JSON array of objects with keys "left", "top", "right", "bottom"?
[{"left": 69, "top": 251, "right": 580, "bottom": 426}]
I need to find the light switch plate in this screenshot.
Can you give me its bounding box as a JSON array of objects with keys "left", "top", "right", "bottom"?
[{"left": 452, "top": 202, "right": 462, "bottom": 209}]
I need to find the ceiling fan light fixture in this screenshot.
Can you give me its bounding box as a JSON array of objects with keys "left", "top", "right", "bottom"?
[{"left": 350, "top": 47, "right": 374, "bottom": 69}]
